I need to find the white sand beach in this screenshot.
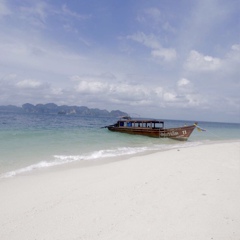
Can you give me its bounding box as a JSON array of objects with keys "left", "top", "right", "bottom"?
[{"left": 1, "top": 141, "right": 240, "bottom": 240}]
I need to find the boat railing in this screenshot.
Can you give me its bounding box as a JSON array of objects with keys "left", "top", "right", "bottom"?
[{"left": 117, "top": 120, "right": 164, "bottom": 129}]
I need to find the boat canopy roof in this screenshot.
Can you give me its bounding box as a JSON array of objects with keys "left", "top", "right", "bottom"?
[{"left": 118, "top": 117, "right": 164, "bottom": 124}]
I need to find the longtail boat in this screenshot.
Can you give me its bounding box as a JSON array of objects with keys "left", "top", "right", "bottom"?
[{"left": 104, "top": 117, "right": 197, "bottom": 141}]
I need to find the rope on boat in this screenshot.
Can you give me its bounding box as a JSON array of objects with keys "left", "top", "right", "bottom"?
[
  {"left": 194, "top": 123, "right": 240, "bottom": 146},
  {"left": 194, "top": 123, "right": 223, "bottom": 139}
]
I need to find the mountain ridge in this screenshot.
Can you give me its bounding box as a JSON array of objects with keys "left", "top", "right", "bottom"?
[{"left": 0, "top": 103, "right": 128, "bottom": 117}]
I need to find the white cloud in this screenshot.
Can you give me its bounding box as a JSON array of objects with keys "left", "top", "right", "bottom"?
[
  {"left": 178, "top": 78, "right": 190, "bottom": 87},
  {"left": 127, "top": 32, "right": 177, "bottom": 62},
  {"left": 184, "top": 50, "right": 222, "bottom": 71},
  {"left": 16, "top": 79, "right": 42, "bottom": 89},
  {"left": 183, "top": 44, "right": 240, "bottom": 80},
  {"left": 74, "top": 77, "right": 151, "bottom": 103},
  {"left": 151, "top": 48, "right": 177, "bottom": 62},
  {"left": 226, "top": 44, "right": 240, "bottom": 64},
  {"left": 231, "top": 44, "right": 240, "bottom": 51},
  {"left": 76, "top": 80, "right": 109, "bottom": 94},
  {"left": 163, "top": 92, "right": 177, "bottom": 102},
  {"left": 154, "top": 87, "right": 163, "bottom": 97},
  {"left": 65, "top": 73, "right": 226, "bottom": 111},
  {"left": 127, "top": 32, "right": 160, "bottom": 49},
  {"left": 19, "top": 1, "right": 49, "bottom": 28},
  {"left": 61, "top": 4, "right": 91, "bottom": 20}
]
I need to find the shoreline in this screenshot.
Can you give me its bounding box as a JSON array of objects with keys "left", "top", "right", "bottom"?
[
  {"left": 1, "top": 141, "right": 240, "bottom": 239},
  {"left": 1, "top": 139, "right": 239, "bottom": 180}
]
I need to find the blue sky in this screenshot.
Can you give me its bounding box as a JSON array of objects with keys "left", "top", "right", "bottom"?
[{"left": 0, "top": 0, "right": 239, "bottom": 122}]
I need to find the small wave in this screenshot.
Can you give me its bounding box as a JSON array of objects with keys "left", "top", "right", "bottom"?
[
  {"left": 1, "top": 142, "right": 203, "bottom": 178},
  {"left": 0, "top": 146, "right": 149, "bottom": 178},
  {"left": 54, "top": 146, "right": 149, "bottom": 162},
  {"left": 1, "top": 161, "right": 56, "bottom": 178}
]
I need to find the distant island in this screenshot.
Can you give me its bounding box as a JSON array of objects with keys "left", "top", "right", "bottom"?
[{"left": 0, "top": 103, "right": 128, "bottom": 117}]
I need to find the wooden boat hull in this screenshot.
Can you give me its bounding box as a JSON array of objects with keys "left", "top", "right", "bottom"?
[{"left": 108, "top": 124, "right": 196, "bottom": 141}]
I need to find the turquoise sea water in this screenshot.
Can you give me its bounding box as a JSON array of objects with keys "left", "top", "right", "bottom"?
[{"left": 0, "top": 112, "right": 239, "bottom": 178}]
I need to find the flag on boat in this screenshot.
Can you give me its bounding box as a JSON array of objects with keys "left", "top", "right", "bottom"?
[{"left": 194, "top": 123, "right": 206, "bottom": 132}]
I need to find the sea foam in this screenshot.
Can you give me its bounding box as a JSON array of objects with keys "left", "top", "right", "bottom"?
[{"left": 0, "top": 142, "right": 202, "bottom": 178}]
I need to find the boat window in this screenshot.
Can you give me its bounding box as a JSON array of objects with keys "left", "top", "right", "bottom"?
[
  {"left": 127, "top": 122, "right": 132, "bottom": 127},
  {"left": 153, "top": 122, "right": 164, "bottom": 129}
]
